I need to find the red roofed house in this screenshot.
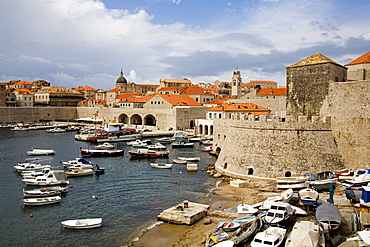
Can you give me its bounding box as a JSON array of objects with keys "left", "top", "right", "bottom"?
[
  {"left": 13, "top": 88, "right": 33, "bottom": 107},
  {"left": 179, "top": 85, "right": 215, "bottom": 104},
  {"left": 206, "top": 102, "right": 271, "bottom": 120},
  {"left": 345, "top": 51, "right": 370, "bottom": 81},
  {"left": 106, "top": 88, "right": 125, "bottom": 107},
  {"left": 159, "top": 78, "right": 192, "bottom": 88},
  {"left": 74, "top": 86, "right": 97, "bottom": 100},
  {"left": 143, "top": 94, "right": 203, "bottom": 109},
  {"left": 118, "top": 95, "right": 154, "bottom": 108},
  {"left": 243, "top": 80, "right": 277, "bottom": 92}
]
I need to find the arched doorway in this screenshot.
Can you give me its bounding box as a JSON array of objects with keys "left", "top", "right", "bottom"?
[
  {"left": 118, "top": 113, "right": 129, "bottom": 124},
  {"left": 248, "top": 168, "right": 254, "bottom": 175},
  {"left": 199, "top": 124, "right": 203, "bottom": 134},
  {"left": 210, "top": 125, "right": 214, "bottom": 135},
  {"left": 130, "top": 114, "right": 142, "bottom": 126},
  {"left": 189, "top": 120, "right": 194, "bottom": 129},
  {"left": 285, "top": 171, "right": 292, "bottom": 177},
  {"left": 144, "top": 115, "right": 156, "bottom": 126}
]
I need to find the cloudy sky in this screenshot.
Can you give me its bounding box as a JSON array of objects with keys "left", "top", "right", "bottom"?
[{"left": 0, "top": 0, "right": 369, "bottom": 90}]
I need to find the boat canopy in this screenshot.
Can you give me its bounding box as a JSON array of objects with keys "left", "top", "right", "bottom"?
[{"left": 315, "top": 203, "right": 341, "bottom": 224}]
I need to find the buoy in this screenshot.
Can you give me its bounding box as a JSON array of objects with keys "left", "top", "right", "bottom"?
[
  {"left": 69, "top": 185, "right": 73, "bottom": 188},
  {"left": 29, "top": 214, "right": 34, "bottom": 217},
  {"left": 92, "top": 196, "right": 99, "bottom": 199}
]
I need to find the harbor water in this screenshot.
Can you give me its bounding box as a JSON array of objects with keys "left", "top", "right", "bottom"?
[{"left": 0, "top": 128, "right": 217, "bottom": 246}]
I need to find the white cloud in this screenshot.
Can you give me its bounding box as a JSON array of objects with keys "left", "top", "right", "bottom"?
[{"left": 18, "top": 55, "right": 51, "bottom": 64}]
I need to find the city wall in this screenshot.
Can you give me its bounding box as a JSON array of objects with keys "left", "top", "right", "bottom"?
[
  {"left": 0, "top": 107, "right": 78, "bottom": 123},
  {"left": 213, "top": 115, "right": 344, "bottom": 179}
]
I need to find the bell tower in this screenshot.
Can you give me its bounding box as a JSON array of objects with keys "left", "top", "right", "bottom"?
[{"left": 231, "top": 69, "right": 242, "bottom": 98}]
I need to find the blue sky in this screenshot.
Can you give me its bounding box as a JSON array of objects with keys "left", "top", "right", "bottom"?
[{"left": 0, "top": 0, "right": 369, "bottom": 90}]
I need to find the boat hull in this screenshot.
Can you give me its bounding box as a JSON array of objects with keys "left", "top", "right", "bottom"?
[
  {"left": 22, "top": 196, "right": 61, "bottom": 206},
  {"left": 80, "top": 148, "right": 124, "bottom": 157},
  {"left": 61, "top": 218, "right": 102, "bottom": 229}
]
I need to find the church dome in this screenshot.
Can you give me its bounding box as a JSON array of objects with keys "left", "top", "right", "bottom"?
[{"left": 116, "top": 70, "right": 127, "bottom": 84}]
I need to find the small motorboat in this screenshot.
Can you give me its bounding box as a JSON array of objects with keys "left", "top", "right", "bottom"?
[
  {"left": 94, "top": 142, "right": 115, "bottom": 150},
  {"left": 205, "top": 230, "right": 230, "bottom": 246},
  {"left": 315, "top": 203, "right": 341, "bottom": 232},
  {"left": 224, "top": 204, "right": 258, "bottom": 215},
  {"left": 276, "top": 176, "right": 309, "bottom": 189},
  {"left": 201, "top": 146, "right": 212, "bottom": 152},
  {"left": 47, "top": 127, "right": 66, "bottom": 133},
  {"left": 14, "top": 163, "right": 51, "bottom": 173},
  {"left": 23, "top": 186, "right": 68, "bottom": 198},
  {"left": 156, "top": 137, "right": 174, "bottom": 143},
  {"left": 215, "top": 222, "right": 240, "bottom": 232},
  {"left": 172, "top": 159, "right": 187, "bottom": 164},
  {"left": 94, "top": 166, "right": 105, "bottom": 175},
  {"left": 61, "top": 157, "right": 93, "bottom": 167},
  {"left": 80, "top": 147, "right": 124, "bottom": 157},
  {"left": 22, "top": 196, "right": 61, "bottom": 206},
  {"left": 61, "top": 218, "right": 102, "bottom": 229},
  {"left": 128, "top": 149, "right": 169, "bottom": 158},
  {"left": 177, "top": 156, "right": 200, "bottom": 161},
  {"left": 147, "top": 143, "right": 167, "bottom": 150},
  {"left": 171, "top": 140, "right": 194, "bottom": 148},
  {"left": 250, "top": 226, "right": 286, "bottom": 247},
  {"left": 264, "top": 202, "right": 295, "bottom": 226},
  {"left": 229, "top": 217, "right": 263, "bottom": 246},
  {"left": 66, "top": 168, "right": 94, "bottom": 177},
  {"left": 298, "top": 188, "right": 319, "bottom": 205},
  {"left": 150, "top": 163, "right": 173, "bottom": 169},
  {"left": 67, "top": 163, "right": 94, "bottom": 170},
  {"left": 27, "top": 148, "right": 55, "bottom": 156}
]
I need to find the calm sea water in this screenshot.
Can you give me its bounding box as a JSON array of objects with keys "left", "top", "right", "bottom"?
[{"left": 0, "top": 128, "right": 217, "bottom": 247}]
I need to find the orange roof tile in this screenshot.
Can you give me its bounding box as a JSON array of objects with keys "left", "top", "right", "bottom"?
[
  {"left": 287, "top": 53, "right": 343, "bottom": 68},
  {"left": 207, "top": 103, "right": 270, "bottom": 112},
  {"left": 158, "top": 94, "right": 203, "bottom": 106},
  {"left": 125, "top": 95, "right": 154, "bottom": 103},
  {"left": 14, "top": 88, "right": 33, "bottom": 94},
  {"left": 158, "top": 86, "right": 184, "bottom": 91},
  {"left": 15, "top": 81, "right": 33, "bottom": 85},
  {"left": 74, "top": 86, "right": 97, "bottom": 91},
  {"left": 161, "top": 79, "right": 192, "bottom": 83},
  {"left": 256, "top": 88, "right": 286, "bottom": 96},
  {"left": 107, "top": 88, "right": 125, "bottom": 93},
  {"left": 345, "top": 51, "right": 370, "bottom": 66},
  {"left": 180, "top": 85, "right": 213, "bottom": 95},
  {"left": 116, "top": 93, "right": 141, "bottom": 99}
]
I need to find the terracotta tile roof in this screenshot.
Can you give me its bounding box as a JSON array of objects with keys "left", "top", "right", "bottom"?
[
  {"left": 158, "top": 94, "right": 203, "bottom": 106},
  {"left": 107, "top": 88, "right": 126, "bottom": 93},
  {"left": 116, "top": 93, "right": 141, "bottom": 99},
  {"left": 15, "top": 81, "right": 33, "bottom": 85},
  {"left": 161, "top": 79, "right": 192, "bottom": 84},
  {"left": 180, "top": 85, "right": 213, "bottom": 95},
  {"left": 244, "top": 81, "right": 277, "bottom": 86},
  {"left": 207, "top": 103, "right": 270, "bottom": 112},
  {"left": 256, "top": 88, "right": 286, "bottom": 96},
  {"left": 345, "top": 51, "right": 370, "bottom": 66},
  {"left": 74, "top": 86, "right": 97, "bottom": 91},
  {"left": 14, "top": 88, "right": 33, "bottom": 94},
  {"left": 124, "top": 95, "right": 154, "bottom": 103},
  {"left": 287, "top": 53, "right": 343, "bottom": 68}
]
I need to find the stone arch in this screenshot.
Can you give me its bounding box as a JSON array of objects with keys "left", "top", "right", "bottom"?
[
  {"left": 118, "top": 113, "right": 129, "bottom": 124},
  {"left": 285, "top": 171, "right": 292, "bottom": 177},
  {"left": 210, "top": 125, "right": 214, "bottom": 135},
  {"left": 189, "top": 120, "right": 195, "bottom": 129},
  {"left": 130, "top": 114, "right": 142, "bottom": 125},
  {"left": 144, "top": 114, "right": 156, "bottom": 126},
  {"left": 199, "top": 124, "right": 203, "bottom": 134},
  {"left": 205, "top": 125, "right": 209, "bottom": 135},
  {"left": 248, "top": 168, "right": 254, "bottom": 175}
]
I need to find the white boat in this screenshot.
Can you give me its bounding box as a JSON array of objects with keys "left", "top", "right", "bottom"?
[
  {"left": 224, "top": 204, "right": 258, "bottom": 215},
  {"left": 171, "top": 140, "right": 194, "bottom": 148},
  {"left": 22, "top": 167, "right": 53, "bottom": 179},
  {"left": 276, "top": 176, "right": 309, "bottom": 189},
  {"left": 23, "top": 186, "right": 68, "bottom": 198},
  {"left": 11, "top": 126, "right": 29, "bottom": 131},
  {"left": 89, "top": 123, "right": 143, "bottom": 143},
  {"left": 66, "top": 163, "right": 94, "bottom": 170},
  {"left": 131, "top": 139, "right": 152, "bottom": 148},
  {"left": 156, "top": 137, "right": 174, "bottom": 143},
  {"left": 201, "top": 139, "right": 213, "bottom": 145},
  {"left": 61, "top": 218, "right": 102, "bottom": 229},
  {"left": 298, "top": 188, "right": 319, "bottom": 205},
  {"left": 177, "top": 156, "right": 200, "bottom": 161},
  {"left": 264, "top": 202, "right": 295, "bottom": 226},
  {"left": 66, "top": 168, "right": 94, "bottom": 177},
  {"left": 250, "top": 226, "right": 286, "bottom": 247},
  {"left": 22, "top": 196, "right": 61, "bottom": 206},
  {"left": 150, "top": 163, "right": 173, "bottom": 169},
  {"left": 215, "top": 222, "right": 241, "bottom": 232},
  {"left": 61, "top": 157, "right": 93, "bottom": 167},
  {"left": 147, "top": 143, "right": 167, "bottom": 150},
  {"left": 22, "top": 170, "right": 69, "bottom": 186},
  {"left": 256, "top": 188, "right": 294, "bottom": 210},
  {"left": 201, "top": 146, "right": 213, "bottom": 152},
  {"left": 94, "top": 142, "right": 115, "bottom": 150},
  {"left": 47, "top": 127, "right": 66, "bottom": 133},
  {"left": 189, "top": 137, "right": 202, "bottom": 142},
  {"left": 172, "top": 159, "right": 187, "bottom": 164},
  {"left": 285, "top": 221, "right": 324, "bottom": 247},
  {"left": 27, "top": 148, "right": 55, "bottom": 156},
  {"left": 14, "top": 163, "right": 52, "bottom": 173}
]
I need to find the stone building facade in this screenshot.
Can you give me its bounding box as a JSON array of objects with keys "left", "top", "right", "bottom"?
[
  {"left": 286, "top": 53, "right": 347, "bottom": 118},
  {"left": 115, "top": 70, "right": 159, "bottom": 94},
  {"left": 345, "top": 51, "right": 370, "bottom": 81}
]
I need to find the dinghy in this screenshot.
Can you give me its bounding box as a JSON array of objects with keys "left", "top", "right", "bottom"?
[{"left": 61, "top": 218, "right": 102, "bottom": 229}]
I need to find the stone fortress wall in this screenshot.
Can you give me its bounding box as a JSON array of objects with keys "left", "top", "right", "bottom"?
[{"left": 213, "top": 115, "right": 344, "bottom": 179}]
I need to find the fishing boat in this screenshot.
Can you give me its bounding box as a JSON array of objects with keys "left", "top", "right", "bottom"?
[
  {"left": 298, "top": 188, "right": 319, "bottom": 205},
  {"left": 147, "top": 143, "right": 167, "bottom": 150},
  {"left": 23, "top": 186, "right": 68, "bottom": 198},
  {"left": 60, "top": 218, "right": 102, "bottom": 229},
  {"left": 264, "top": 202, "right": 295, "bottom": 226},
  {"left": 89, "top": 123, "right": 142, "bottom": 143},
  {"left": 276, "top": 176, "right": 309, "bottom": 189},
  {"left": 285, "top": 221, "right": 324, "bottom": 247},
  {"left": 128, "top": 149, "right": 169, "bottom": 158},
  {"left": 14, "top": 162, "right": 52, "bottom": 173},
  {"left": 215, "top": 222, "right": 241, "bottom": 232},
  {"left": 224, "top": 204, "right": 258, "bottom": 215},
  {"left": 22, "top": 167, "right": 53, "bottom": 179},
  {"left": 202, "top": 146, "right": 213, "bottom": 152},
  {"left": 308, "top": 171, "right": 338, "bottom": 191},
  {"left": 61, "top": 157, "right": 93, "bottom": 167},
  {"left": 171, "top": 140, "right": 194, "bottom": 148},
  {"left": 66, "top": 168, "right": 94, "bottom": 177},
  {"left": 205, "top": 230, "right": 230, "bottom": 246},
  {"left": 150, "top": 163, "right": 173, "bottom": 169},
  {"left": 80, "top": 147, "right": 124, "bottom": 157},
  {"left": 47, "top": 127, "right": 66, "bottom": 133},
  {"left": 177, "top": 156, "right": 200, "bottom": 161},
  {"left": 315, "top": 203, "right": 341, "bottom": 232},
  {"left": 229, "top": 217, "right": 263, "bottom": 246},
  {"left": 250, "top": 226, "right": 286, "bottom": 247},
  {"left": 156, "top": 137, "right": 174, "bottom": 143},
  {"left": 21, "top": 196, "right": 61, "bottom": 206},
  {"left": 22, "top": 170, "right": 69, "bottom": 186},
  {"left": 27, "top": 148, "right": 55, "bottom": 156}
]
